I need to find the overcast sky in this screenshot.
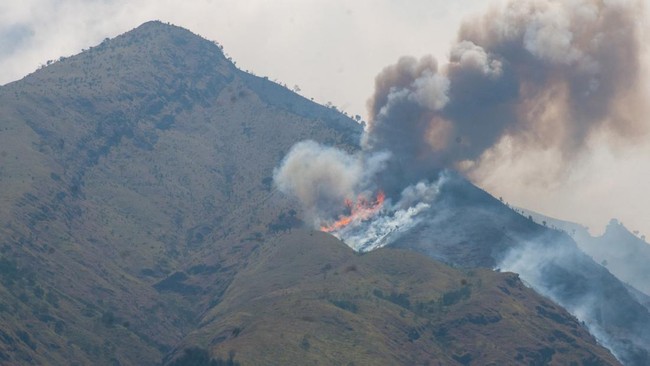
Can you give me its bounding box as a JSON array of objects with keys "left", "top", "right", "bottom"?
[
  {"left": 1, "top": 0, "right": 650, "bottom": 237},
  {"left": 0, "top": 0, "right": 488, "bottom": 115}
]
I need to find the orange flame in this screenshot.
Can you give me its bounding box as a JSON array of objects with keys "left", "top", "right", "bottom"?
[{"left": 320, "top": 191, "right": 386, "bottom": 232}]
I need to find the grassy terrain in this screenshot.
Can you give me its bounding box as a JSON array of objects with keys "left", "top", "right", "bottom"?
[
  {"left": 390, "top": 174, "right": 650, "bottom": 364},
  {"left": 0, "top": 21, "right": 358, "bottom": 365},
  {"left": 0, "top": 21, "right": 622, "bottom": 365},
  {"left": 181, "top": 230, "right": 618, "bottom": 365}
]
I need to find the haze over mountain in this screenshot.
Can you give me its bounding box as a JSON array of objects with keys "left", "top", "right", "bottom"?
[
  {"left": 0, "top": 21, "right": 631, "bottom": 366},
  {"left": 386, "top": 175, "right": 650, "bottom": 365},
  {"left": 273, "top": 1, "right": 650, "bottom": 364},
  {"left": 520, "top": 208, "right": 650, "bottom": 299}
]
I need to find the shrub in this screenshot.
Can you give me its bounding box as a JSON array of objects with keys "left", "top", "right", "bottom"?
[
  {"left": 168, "top": 347, "right": 240, "bottom": 366},
  {"left": 330, "top": 299, "right": 358, "bottom": 313}
]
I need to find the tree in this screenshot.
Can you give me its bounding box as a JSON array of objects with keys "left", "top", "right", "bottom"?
[{"left": 168, "top": 347, "right": 240, "bottom": 366}]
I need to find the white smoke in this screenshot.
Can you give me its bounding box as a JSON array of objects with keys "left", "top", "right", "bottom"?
[
  {"left": 498, "top": 239, "right": 634, "bottom": 363},
  {"left": 274, "top": 138, "right": 446, "bottom": 250},
  {"left": 271, "top": 1, "right": 650, "bottom": 363},
  {"left": 327, "top": 177, "right": 446, "bottom": 251},
  {"left": 273, "top": 140, "right": 390, "bottom": 226}
]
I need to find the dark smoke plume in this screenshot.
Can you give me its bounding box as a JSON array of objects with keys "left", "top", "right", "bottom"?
[
  {"left": 276, "top": 0, "right": 647, "bottom": 224},
  {"left": 366, "top": 0, "right": 646, "bottom": 194}
]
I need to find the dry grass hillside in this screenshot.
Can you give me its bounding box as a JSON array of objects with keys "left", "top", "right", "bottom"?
[
  {"left": 183, "top": 230, "right": 618, "bottom": 365},
  {"left": 0, "top": 21, "right": 358, "bottom": 365},
  {"left": 0, "top": 21, "right": 622, "bottom": 365}
]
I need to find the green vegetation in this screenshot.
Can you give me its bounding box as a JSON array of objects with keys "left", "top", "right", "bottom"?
[
  {"left": 182, "top": 230, "right": 618, "bottom": 365},
  {"left": 0, "top": 257, "right": 18, "bottom": 286},
  {"left": 169, "top": 348, "right": 239, "bottom": 366},
  {"left": 0, "top": 20, "right": 621, "bottom": 366},
  {"left": 373, "top": 289, "right": 412, "bottom": 309},
  {"left": 329, "top": 299, "right": 358, "bottom": 313},
  {"left": 267, "top": 210, "right": 302, "bottom": 233},
  {"left": 0, "top": 20, "right": 362, "bottom": 365},
  {"left": 441, "top": 285, "right": 471, "bottom": 306}
]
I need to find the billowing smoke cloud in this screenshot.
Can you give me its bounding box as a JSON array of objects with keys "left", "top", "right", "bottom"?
[
  {"left": 274, "top": 139, "right": 446, "bottom": 249},
  {"left": 273, "top": 140, "right": 390, "bottom": 225},
  {"left": 273, "top": 1, "right": 650, "bottom": 362},
  {"left": 498, "top": 237, "right": 650, "bottom": 365},
  {"left": 366, "top": 0, "right": 646, "bottom": 193},
  {"left": 275, "top": 0, "right": 647, "bottom": 243}
]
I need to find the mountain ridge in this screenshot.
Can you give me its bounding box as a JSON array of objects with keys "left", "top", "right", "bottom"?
[
  {"left": 0, "top": 20, "right": 630, "bottom": 365},
  {"left": 388, "top": 173, "right": 650, "bottom": 365},
  {"left": 518, "top": 208, "right": 650, "bottom": 300},
  {"left": 172, "top": 229, "right": 619, "bottom": 365},
  {"left": 0, "top": 20, "right": 362, "bottom": 365}
]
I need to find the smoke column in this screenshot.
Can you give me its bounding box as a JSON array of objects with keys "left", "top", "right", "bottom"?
[
  {"left": 275, "top": 0, "right": 647, "bottom": 241},
  {"left": 274, "top": 1, "right": 650, "bottom": 362},
  {"left": 366, "top": 0, "right": 646, "bottom": 193},
  {"left": 273, "top": 140, "right": 391, "bottom": 227}
]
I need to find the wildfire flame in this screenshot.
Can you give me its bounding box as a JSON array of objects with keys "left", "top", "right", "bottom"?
[{"left": 320, "top": 191, "right": 386, "bottom": 232}]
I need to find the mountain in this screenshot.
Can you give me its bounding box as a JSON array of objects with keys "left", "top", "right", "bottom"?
[
  {"left": 0, "top": 20, "right": 624, "bottom": 365},
  {"left": 389, "top": 175, "right": 650, "bottom": 365},
  {"left": 0, "top": 21, "right": 359, "bottom": 365},
  {"left": 520, "top": 209, "right": 650, "bottom": 298},
  {"left": 175, "top": 230, "right": 618, "bottom": 365}
]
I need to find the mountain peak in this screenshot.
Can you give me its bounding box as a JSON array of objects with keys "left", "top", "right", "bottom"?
[
  {"left": 118, "top": 20, "right": 225, "bottom": 57},
  {"left": 0, "top": 20, "right": 632, "bottom": 365},
  {"left": 9, "top": 20, "right": 232, "bottom": 95}
]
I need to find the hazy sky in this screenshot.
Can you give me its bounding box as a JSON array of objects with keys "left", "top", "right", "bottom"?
[
  {"left": 0, "top": 0, "right": 488, "bottom": 115},
  {"left": 1, "top": 0, "right": 650, "bottom": 237}
]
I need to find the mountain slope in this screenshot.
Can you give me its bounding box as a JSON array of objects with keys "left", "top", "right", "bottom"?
[
  {"left": 389, "top": 174, "right": 650, "bottom": 365},
  {"left": 0, "top": 21, "right": 359, "bottom": 365},
  {"left": 520, "top": 209, "right": 650, "bottom": 298},
  {"left": 173, "top": 230, "right": 618, "bottom": 365},
  {"left": 0, "top": 20, "right": 628, "bottom": 366}
]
